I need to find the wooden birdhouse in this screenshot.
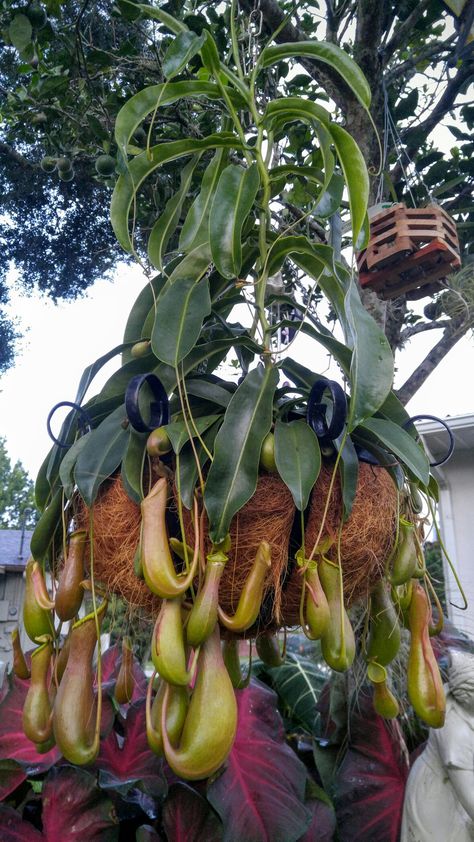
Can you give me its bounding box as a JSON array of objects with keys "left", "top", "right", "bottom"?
[{"left": 356, "top": 203, "right": 461, "bottom": 300}]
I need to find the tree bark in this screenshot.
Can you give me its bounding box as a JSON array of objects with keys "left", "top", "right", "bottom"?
[{"left": 395, "top": 323, "right": 468, "bottom": 405}]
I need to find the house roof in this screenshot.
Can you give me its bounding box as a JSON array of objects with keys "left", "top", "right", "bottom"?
[
  {"left": 0, "top": 530, "right": 33, "bottom": 573},
  {"left": 416, "top": 412, "right": 474, "bottom": 463}
]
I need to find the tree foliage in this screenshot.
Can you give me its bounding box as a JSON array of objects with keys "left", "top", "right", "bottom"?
[
  {"left": 0, "top": 0, "right": 473, "bottom": 396},
  {"left": 0, "top": 436, "right": 36, "bottom": 527}
]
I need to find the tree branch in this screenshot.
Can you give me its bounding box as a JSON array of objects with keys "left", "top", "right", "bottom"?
[
  {"left": 383, "top": 0, "right": 432, "bottom": 61},
  {"left": 384, "top": 37, "right": 456, "bottom": 83},
  {"left": 402, "top": 60, "right": 473, "bottom": 152},
  {"left": 395, "top": 322, "right": 468, "bottom": 405},
  {"left": 399, "top": 319, "right": 453, "bottom": 343},
  {"left": 239, "top": 0, "right": 350, "bottom": 109},
  {"left": 0, "top": 142, "right": 35, "bottom": 170}
]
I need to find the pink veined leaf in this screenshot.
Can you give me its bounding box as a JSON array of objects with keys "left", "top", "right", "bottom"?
[
  {"left": 0, "top": 759, "right": 27, "bottom": 800},
  {"left": 297, "top": 786, "right": 336, "bottom": 842},
  {"left": 96, "top": 699, "right": 165, "bottom": 793},
  {"left": 0, "top": 672, "right": 60, "bottom": 774},
  {"left": 207, "top": 679, "right": 311, "bottom": 842},
  {"left": 333, "top": 689, "right": 409, "bottom": 842},
  {"left": 0, "top": 804, "right": 43, "bottom": 841},
  {"left": 41, "top": 766, "right": 119, "bottom": 841},
  {"left": 136, "top": 825, "right": 166, "bottom": 841},
  {"left": 162, "top": 783, "right": 223, "bottom": 842}
]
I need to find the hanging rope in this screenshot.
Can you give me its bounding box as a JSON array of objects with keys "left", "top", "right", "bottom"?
[{"left": 376, "top": 76, "right": 436, "bottom": 208}]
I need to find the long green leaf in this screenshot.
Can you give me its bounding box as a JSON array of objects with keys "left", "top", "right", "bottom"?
[
  {"left": 30, "top": 488, "right": 63, "bottom": 563},
  {"left": 179, "top": 149, "right": 227, "bottom": 252},
  {"left": 261, "top": 41, "right": 371, "bottom": 109},
  {"left": 360, "top": 417, "right": 430, "bottom": 486},
  {"left": 204, "top": 364, "right": 279, "bottom": 542},
  {"left": 122, "top": 271, "right": 164, "bottom": 341},
  {"left": 127, "top": 1, "right": 186, "bottom": 34},
  {"left": 152, "top": 276, "right": 211, "bottom": 366},
  {"left": 111, "top": 134, "right": 239, "bottom": 253},
  {"left": 344, "top": 279, "right": 393, "bottom": 430},
  {"left": 335, "top": 433, "right": 359, "bottom": 520},
  {"left": 58, "top": 434, "right": 90, "bottom": 500},
  {"left": 177, "top": 421, "right": 220, "bottom": 509},
  {"left": 264, "top": 97, "right": 331, "bottom": 131},
  {"left": 121, "top": 429, "right": 147, "bottom": 504},
  {"left": 329, "top": 123, "right": 369, "bottom": 245},
  {"left": 74, "top": 405, "right": 129, "bottom": 507},
  {"left": 165, "top": 414, "right": 221, "bottom": 454},
  {"left": 162, "top": 30, "right": 205, "bottom": 79},
  {"left": 115, "top": 81, "right": 240, "bottom": 154},
  {"left": 274, "top": 419, "right": 321, "bottom": 511},
  {"left": 148, "top": 155, "right": 200, "bottom": 270},
  {"left": 184, "top": 378, "right": 232, "bottom": 407},
  {"left": 209, "top": 163, "right": 260, "bottom": 279}
]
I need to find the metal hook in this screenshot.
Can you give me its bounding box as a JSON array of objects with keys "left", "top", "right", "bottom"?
[
  {"left": 46, "top": 401, "right": 92, "bottom": 449},
  {"left": 125, "top": 373, "right": 169, "bottom": 433},
  {"left": 402, "top": 414, "right": 454, "bottom": 468},
  {"left": 306, "top": 378, "right": 347, "bottom": 444}
]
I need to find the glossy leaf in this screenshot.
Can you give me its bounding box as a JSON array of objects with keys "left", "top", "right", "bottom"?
[
  {"left": 179, "top": 149, "right": 227, "bottom": 252},
  {"left": 299, "top": 793, "right": 336, "bottom": 842},
  {"left": 162, "top": 784, "right": 223, "bottom": 842},
  {"left": 0, "top": 805, "right": 43, "bottom": 841},
  {"left": 335, "top": 433, "right": 359, "bottom": 520},
  {"left": 360, "top": 418, "right": 430, "bottom": 485},
  {"left": 329, "top": 123, "right": 369, "bottom": 245},
  {"left": 176, "top": 420, "right": 220, "bottom": 509},
  {"left": 204, "top": 364, "right": 279, "bottom": 543},
  {"left": 74, "top": 404, "right": 129, "bottom": 507},
  {"left": 210, "top": 164, "right": 260, "bottom": 279},
  {"left": 207, "top": 680, "right": 311, "bottom": 842},
  {"left": 59, "top": 434, "right": 90, "bottom": 499},
  {"left": 184, "top": 378, "right": 232, "bottom": 408},
  {"left": 344, "top": 279, "right": 393, "bottom": 430},
  {"left": 122, "top": 273, "right": 167, "bottom": 363},
  {"left": 334, "top": 693, "right": 408, "bottom": 842},
  {"left": 132, "top": 2, "right": 186, "bottom": 34},
  {"left": 259, "top": 653, "right": 327, "bottom": 736},
  {"left": 121, "top": 429, "right": 147, "bottom": 504},
  {"left": 264, "top": 97, "right": 331, "bottom": 132},
  {"left": 261, "top": 41, "right": 371, "bottom": 109},
  {"left": 151, "top": 277, "right": 211, "bottom": 366},
  {"left": 0, "top": 759, "right": 26, "bottom": 800},
  {"left": 30, "top": 487, "right": 63, "bottom": 563},
  {"left": 165, "top": 414, "right": 221, "bottom": 454},
  {"left": 163, "top": 31, "right": 205, "bottom": 79},
  {"left": 0, "top": 672, "right": 60, "bottom": 774},
  {"left": 42, "top": 766, "right": 119, "bottom": 841},
  {"left": 115, "top": 81, "right": 241, "bottom": 155},
  {"left": 111, "top": 134, "right": 239, "bottom": 254},
  {"left": 148, "top": 156, "right": 200, "bottom": 270},
  {"left": 274, "top": 419, "right": 321, "bottom": 511},
  {"left": 96, "top": 701, "right": 165, "bottom": 793}
]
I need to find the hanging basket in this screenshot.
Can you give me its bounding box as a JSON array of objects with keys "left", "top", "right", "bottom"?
[
  {"left": 280, "top": 462, "right": 399, "bottom": 626},
  {"left": 356, "top": 203, "right": 461, "bottom": 300}
]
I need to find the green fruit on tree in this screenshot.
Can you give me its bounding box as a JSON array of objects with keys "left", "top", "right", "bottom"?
[
  {"left": 259, "top": 431, "right": 277, "bottom": 472},
  {"left": 95, "top": 154, "right": 116, "bottom": 177},
  {"left": 57, "top": 157, "right": 72, "bottom": 173},
  {"left": 40, "top": 157, "right": 56, "bottom": 173},
  {"left": 130, "top": 339, "right": 151, "bottom": 359},
  {"left": 146, "top": 427, "right": 172, "bottom": 457},
  {"left": 58, "top": 169, "right": 74, "bottom": 182}
]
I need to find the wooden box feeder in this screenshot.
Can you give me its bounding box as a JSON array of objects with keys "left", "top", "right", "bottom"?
[{"left": 356, "top": 203, "right": 461, "bottom": 300}]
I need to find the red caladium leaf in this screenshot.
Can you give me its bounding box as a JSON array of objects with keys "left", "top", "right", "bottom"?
[
  {"left": 41, "top": 766, "right": 119, "bottom": 841},
  {"left": 207, "top": 680, "right": 311, "bottom": 842},
  {"left": 96, "top": 700, "right": 165, "bottom": 793},
  {"left": 162, "top": 783, "right": 223, "bottom": 842},
  {"left": 0, "top": 674, "right": 60, "bottom": 774},
  {"left": 0, "top": 759, "right": 27, "bottom": 800},
  {"left": 297, "top": 782, "right": 336, "bottom": 842},
  {"left": 98, "top": 643, "right": 147, "bottom": 702},
  {"left": 0, "top": 804, "right": 43, "bottom": 841},
  {"left": 333, "top": 690, "right": 409, "bottom": 842}
]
